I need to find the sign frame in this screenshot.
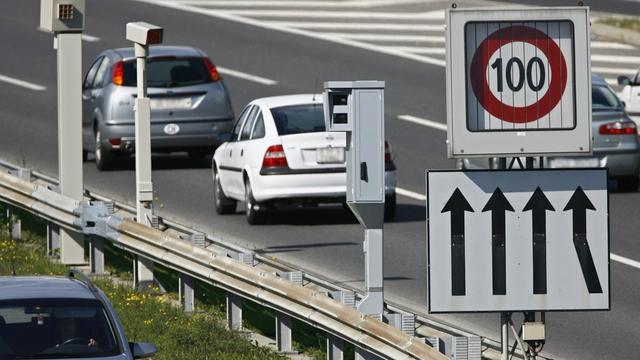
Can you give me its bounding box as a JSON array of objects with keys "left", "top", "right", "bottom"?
[
  {"left": 426, "top": 168, "right": 611, "bottom": 314},
  {"left": 445, "top": 7, "right": 592, "bottom": 158}
]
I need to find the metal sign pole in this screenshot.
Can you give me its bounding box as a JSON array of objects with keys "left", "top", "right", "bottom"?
[{"left": 56, "top": 32, "right": 85, "bottom": 265}]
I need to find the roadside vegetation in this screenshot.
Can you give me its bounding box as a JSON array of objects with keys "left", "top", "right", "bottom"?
[{"left": 599, "top": 17, "right": 640, "bottom": 32}]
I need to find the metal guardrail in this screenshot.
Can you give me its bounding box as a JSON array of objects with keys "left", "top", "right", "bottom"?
[{"left": 0, "top": 163, "right": 448, "bottom": 360}]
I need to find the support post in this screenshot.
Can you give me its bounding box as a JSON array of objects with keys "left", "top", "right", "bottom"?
[
  {"left": 6, "top": 208, "right": 21, "bottom": 241},
  {"left": 357, "top": 228, "right": 384, "bottom": 315},
  {"left": 56, "top": 32, "right": 85, "bottom": 265},
  {"left": 327, "top": 334, "right": 343, "bottom": 360},
  {"left": 275, "top": 313, "right": 293, "bottom": 353},
  {"left": 89, "top": 236, "right": 105, "bottom": 274},
  {"left": 501, "top": 312, "right": 510, "bottom": 360},
  {"left": 47, "top": 222, "right": 60, "bottom": 256},
  {"left": 179, "top": 273, "right": 195, "bottom": 312},
  {"left": 226, "top": 292, "right": 243, "bottom": 331}
]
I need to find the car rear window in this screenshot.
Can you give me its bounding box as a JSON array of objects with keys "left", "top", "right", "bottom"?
[
  {"left": 122, "top": 56, "right": 211, "bottom": 88},
  {"left": 592, "top": 85, "right": 623, "bottom": 112},
  {"left": 270, "top": 104, "right": 326, "bottom": 136},
  {"left": 0, "top": 299, "right": 120, "bottom": 358}
]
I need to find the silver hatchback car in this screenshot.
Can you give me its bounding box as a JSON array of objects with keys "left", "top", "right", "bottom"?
[{"left": 82, "top": 46, "right": 234, "bottom": 170}]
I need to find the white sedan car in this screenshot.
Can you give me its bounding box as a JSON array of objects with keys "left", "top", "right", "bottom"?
[{"left": 212, "top": 94, "right": 397, "bottom": 224}]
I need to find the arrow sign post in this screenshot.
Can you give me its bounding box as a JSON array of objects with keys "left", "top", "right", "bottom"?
[
  {"left": 564, "top": 187, "right": 603, "bottom": 294},
  {"left": 523, "top": 187, "right": 555, "bottom": 295},
  {"left": 482, "top": 188, "right": 514, "bottom": 295},
  {"left": 442, "top": 188, "right": 474, "bottom": 296}
]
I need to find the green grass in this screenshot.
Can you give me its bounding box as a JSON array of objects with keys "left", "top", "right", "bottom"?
[
  {"left": 0, "top": 224, "right": 285, "bottom": 359},
  {"left": 600, "top": 17, "right": 640, "bottom": 32}
]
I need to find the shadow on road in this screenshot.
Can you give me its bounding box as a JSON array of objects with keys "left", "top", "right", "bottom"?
[{"left": 255, "top": 241, "right": 358, "bottom": 254}]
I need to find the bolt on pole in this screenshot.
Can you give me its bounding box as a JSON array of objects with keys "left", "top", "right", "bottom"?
[{"left": 40, "top": 0, "right": 86, "bottom": 265}]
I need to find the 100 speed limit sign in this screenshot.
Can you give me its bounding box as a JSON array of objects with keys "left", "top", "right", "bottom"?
[
  {"left": 446, "top": 8, "right": 591, "bottom": 157},
  {"left": 467, "top": 22, "right": 573, "bottom": 131}
]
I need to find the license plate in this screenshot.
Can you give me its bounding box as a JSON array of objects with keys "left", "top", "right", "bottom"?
[
  {"left": 150, "top": 97, "right": 192, "bottom": 110},
  {"left": 550, "top": 158, "right": 600, "bottom": 168},
  {"left": 316, "top": 147, "right": 345, "bottom": 164}
]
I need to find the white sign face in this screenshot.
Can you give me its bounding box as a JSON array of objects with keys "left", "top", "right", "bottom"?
[
  {"left": 446, "top": 8, "right": 591, "bottom": 157},
  {"left": 427, "top": 169, "right": 610, "bottom": 313}
]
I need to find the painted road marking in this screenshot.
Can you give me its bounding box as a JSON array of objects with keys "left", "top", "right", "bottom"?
[
  {"left": 217, "top": 66, "right": 278, "bottom": 85},
  {"left": 0, "top": 74, "right": 46, "bottom": 91},
  {"left": 383, "top": 46, "right": 446, "bottom": 55},
  {"left": 323, "top": 33, "right": 445, "bottom": 43},
  {"left": 173, "top": 0, "right": 430, "bottom": 7},
  {"left": 38, "top": 27, "right": 100, "bottom": 42},
  {"left": 215, "top": 9, "right": 445, "bottom": 20},
  {"left": 591, "top": 54, "right": 640, "bottom": 64},
  {"left": 611, "top": 253, "right": 640, "bottom": 270},
  {"left": 396, "top": 187, "right": 426, "bottom": 201},
  {"left": 398, "top": 115, "right": 447, "bottom": 131},
  {"left": 592, "top": 66, "right": 637, "bottom": 76},
  {"left": 591, "top": 41, "right": 635, "bottom": 50},
  {"left": 266, "top": 22, "right": 444, "bottom": 31}
]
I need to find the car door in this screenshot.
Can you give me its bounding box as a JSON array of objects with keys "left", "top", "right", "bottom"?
[
  {"left": 624, "top": 68, "right": 640, "bottom": 117},
  {"left": 82, "top": 56, "right": 105, "bottom": 149},
  {"left": 218, "top": 105, "right": 252, "bottom": 198},
  {"left": 244, "top": 108, "right": 267, "bottom": 171},
  {"left": 231, "top": 106, "right": 259, "bottom": 193}
]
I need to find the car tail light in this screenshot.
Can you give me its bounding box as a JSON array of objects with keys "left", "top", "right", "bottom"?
[
  {"left": 262, "top": 145, "right": 288, "bottom": 168},
  {"left": 385, "top": 141, "right": 393, "bottom": 163},
  {"left": 108, "top": 138, "right": 122, "bottom": 146},
  {"left": 112, "top": 61, "right": 124, "bottom": 86},
  {"left": 202, "top": 57, "right": 221, "bottom": 82},
  {"left": 599, "top": 121, "right": 637, "bottom": 135}
]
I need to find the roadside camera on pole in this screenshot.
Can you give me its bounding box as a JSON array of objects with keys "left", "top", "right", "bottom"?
[
  {"left": 323, "top": 81, "right": 386, "bottom": 318},
  {"left": 126, "top": 22, "right": 164, "bottom": 46},
  {"left": 40, "top": 0, "right": 85, "bottom": 33}
]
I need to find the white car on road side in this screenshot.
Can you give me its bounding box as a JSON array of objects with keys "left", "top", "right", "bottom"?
[
  {"left": 211, "top": 94, "right": 397, "bottom": 224},
  {"left": 618, "top": 69, "right": 640, "bottom": 120}
]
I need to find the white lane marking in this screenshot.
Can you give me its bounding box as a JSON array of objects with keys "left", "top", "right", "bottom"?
[
  {"left": 591, "top": 41, "right": 635, "bottom": 50},
  {"left": 0, "top": 74, "right": 46, "bottom": 91},
  {"left": 135, "top": 0, "right": 447, "bottom": 67},
  {"left": 605, "top": 78, "right": 619, "bottom": 86},
  {"left": 383, "top": 46, "right": 445, "bottom": 55},
  {"left": 38, "top": 27, "right": 100, "bottom": 42},
  {"left": 396, "top": 187, "right": 426, "bottom": 201},
  {"left": 611, "top": 253, "right": 640, "bottom": 270},
  {"left": 81, "top": 34, "right": 100, "bottom": 42},
  {"left": 173, "top": 0, "right": 432, "bottom": 7},
  {"left": 398, "top": 115, "right": 447, "bottom": 131},
  {"left": 266, "top": 21, "right": 444, "bottom": 31},
  {"left": 592, "top": 54, "right": 640, "bottom": 64},
  {"left": 217, "top": 66, "right": 278, "bottom": 85},
  {"left": 323, "top": 33, "right": 445, "bottom": 43},
  {"left": 592, "top": 66, "right": 637, "bottom": 76},
  {"left": 215, "top": 9, "right": 445, "bottom": 20}
]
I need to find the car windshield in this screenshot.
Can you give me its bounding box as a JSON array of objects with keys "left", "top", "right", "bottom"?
[
  {"left": 270, "top": 104, "right": 326, "bottom": 135},
  {"left": 122, "top": 56, "right": 211, "bottom": 88},
  {"left": 0, "top": 299, "right": 120, "bottom": 358},
  {"left": 592, "top": 84, "right": 623, "bottom": 112}
]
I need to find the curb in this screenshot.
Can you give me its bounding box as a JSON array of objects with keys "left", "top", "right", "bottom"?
[{"left": 592, "top": 21, "right": 640, "bottom": 48}]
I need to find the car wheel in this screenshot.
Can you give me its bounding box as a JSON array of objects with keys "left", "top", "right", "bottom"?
[
  {"left": 244, "top": 179, "right": 265, "bottom": 225},
  {"left": 213, "top": 165, "right": 236, "bottom": 214},
  {"left": 95, "top": 130, "right": 114, "bottom": 171},
  {"left": 384, "top": 193, "right": 397, "bottom": 222},
  {"left": 618, "top": 176, "right": 639, "bottom": 192}
]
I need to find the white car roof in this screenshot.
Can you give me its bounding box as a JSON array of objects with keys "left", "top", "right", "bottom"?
[{"left": 254, "top": 94, "right": 322, "bottom": 109}]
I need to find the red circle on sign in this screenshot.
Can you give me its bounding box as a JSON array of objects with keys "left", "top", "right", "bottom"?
[{"left": 470, "top": 26, "right": 568, "bottom": 123}]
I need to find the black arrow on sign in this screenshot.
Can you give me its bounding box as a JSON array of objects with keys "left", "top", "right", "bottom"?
[
  {"left": 564, "top": 187, "right": 603, "bottom": 294},
  {"left": 482, "top": 188, "right": 514, "bottom": 295},
  {"left": 442, "top": 188, "right": 474, "bottom": 296},
  {"left": 523, "top": 187, "right": 555, "bottom": 295}
]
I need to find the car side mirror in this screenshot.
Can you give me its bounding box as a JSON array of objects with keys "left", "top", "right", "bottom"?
[
  {"left": 217, "top": 131, "right": 232, "bottom": 143},
  {"left": 621, "top": 100, "right": 626, "bottom": 109},
  {"left": 130, "top": 342, "right": 157, "bottom": 359},
  {"left": 618, "top": 76, "right": 632, "bottom": 86}
]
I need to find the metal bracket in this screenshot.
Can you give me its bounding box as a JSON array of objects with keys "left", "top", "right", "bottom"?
[
  {"left": 279, "top": 271, "right": 304, "bottom": 285},
  {"left": 9, "top": 168, "right": 32, "bottom": 182},
  {"left": 385, "top": 313, "right": 415, "bottom": 336},
  {"left": 73, "top": 201, "right": 120, "bottom": 239},
  {"left": 329, "top": 290, "right": 356, "bottom": 308},
  {"left": 227, "top": 251, "right": 255, "bottom": 266}
]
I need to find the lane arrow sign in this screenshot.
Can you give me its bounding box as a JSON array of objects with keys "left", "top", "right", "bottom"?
[
  {"left": 523, "top": 187, "right": 555, "bottom": 295},
  {"left": 442, "top": 188, "right": 474, "bottom": 296},
  {"left": 482, "top": 187, "right": 514, "bottom": 295},
  {"left": 564, "top": 186, "right": 603, "bottom": 294}
]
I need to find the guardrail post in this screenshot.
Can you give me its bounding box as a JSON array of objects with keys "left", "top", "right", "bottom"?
[
  {"left": 6, "top": 207, "right": 21, "bottom": 241},
  {"left": 47, "top": 222, "right": 60, "bottom": 256},
  {"left": 89, "top": 236, "right": 105, "bottom": 275},
  {"left": 133, "top": 255, "right": 155, "bottom": 291},
  {"left": 179, "top": 273, "right": 195, "bottom": 312},
  {"left": 275, "top": 312, "right": 293, "bottom": 353},
  {"left": 355, "top": 349, "right": 381, "bottom": 360},
  {"left": 327, "top": 334, "right": 343, "bottom": 360},
  {"left": 226, "top": 292, "right": 243, "bottom": 331}
]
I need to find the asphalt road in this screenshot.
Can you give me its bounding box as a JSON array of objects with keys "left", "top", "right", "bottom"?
[{"left": 0, "top": 1, "right": 639, "bottom": 359}]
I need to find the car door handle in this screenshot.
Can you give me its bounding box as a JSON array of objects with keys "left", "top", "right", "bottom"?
[
  {"left": 229, "top": 150, "right": 232, "bottom": 157},
  {"left": 360, "top": 162, "right": 368, "bottom": 182},
  {"left": 240, "top": 149, "right": 244, "bottom": 157}
]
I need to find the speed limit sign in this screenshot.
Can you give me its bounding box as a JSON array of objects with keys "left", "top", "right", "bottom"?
[{"left": 446, "top": 8, "right": 591, "bottom": 157}]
